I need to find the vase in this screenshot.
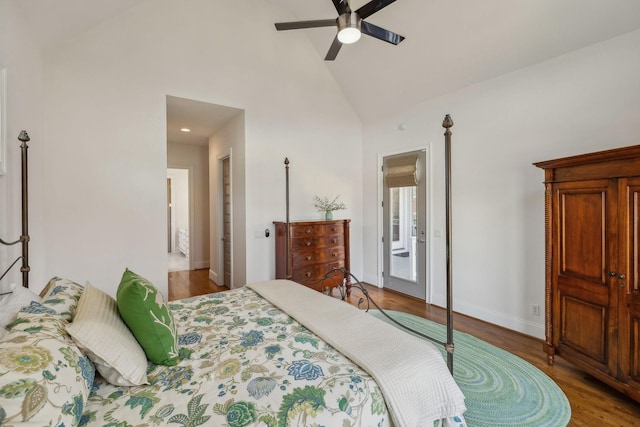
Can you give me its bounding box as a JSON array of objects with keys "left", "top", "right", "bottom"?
[{"left": 325, "top": 211, "right": 333, "bottom": 221}]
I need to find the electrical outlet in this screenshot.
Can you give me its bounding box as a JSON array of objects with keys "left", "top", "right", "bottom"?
[
  {"left": 254, "top": 229, "right": 270, "bottom": 238},
  {"left": 531, "top": 304, "right": 540, "bottom": 317}
]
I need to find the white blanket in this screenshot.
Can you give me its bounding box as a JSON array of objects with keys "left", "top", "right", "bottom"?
[{"left": 247, "top": 279, "right": 467, "bottom": 427}]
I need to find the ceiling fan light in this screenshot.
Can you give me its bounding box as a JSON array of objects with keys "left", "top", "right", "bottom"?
[{"left": 337, "top": 12, "right": 361, "bottom": 44}]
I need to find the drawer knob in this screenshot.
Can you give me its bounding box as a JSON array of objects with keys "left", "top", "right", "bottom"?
[
  {"left": 305, "top": 272, "right": 312, "bottom": 277},
  {"left": 331, "top": 238, "right": 337, "bottom": 243},
  {"left": 305, "top": 229, "right": 312, "bottom": 234},
  {"left": 305, "top": 241, "right": 312, "bottom": 246},
  {"left": 305, "top": 256, "right": 312, "bottom": 261},
  {"left": 332, "top": 252, "right": 338, "bottom": 257}
]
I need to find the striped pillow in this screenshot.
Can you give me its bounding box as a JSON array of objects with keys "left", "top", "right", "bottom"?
[{"left": 66, "top": 283, "right": 149, "bottom": 386}]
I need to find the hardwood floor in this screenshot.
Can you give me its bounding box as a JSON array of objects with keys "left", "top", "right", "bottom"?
[
  {"left": 169, "top": 269, "right": 640, "bottom": 426},
  {"left": 167, "top": 269, "right": 228, "bottom": 301}
]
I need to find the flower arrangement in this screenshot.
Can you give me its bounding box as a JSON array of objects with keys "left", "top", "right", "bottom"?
[{"left": 314, "top": 195, "right": 346, "bottom": 220}]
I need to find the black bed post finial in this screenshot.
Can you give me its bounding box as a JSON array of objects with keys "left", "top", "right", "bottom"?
[
  {"left": 442, "top": 114, "right": 453, "bottom": 133},
  {"left": 18, "top": 131, "right": 31, "bottom": 288},
  {"left": 19, "top": 130, "right": 30, "bottom": 146},
  {"left": 442, "top": 114, "right": 454, "bottom": 374},
  {"left": 284, "top": 158, "right": 291, "bottom": 279}
]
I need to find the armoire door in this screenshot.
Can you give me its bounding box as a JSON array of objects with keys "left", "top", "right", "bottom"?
[
  {"left": 618, "top": 177, "right": 640, "bottom": 387},
  {"left": 553, "top": 179, "right": 619, "bottom": 376}
]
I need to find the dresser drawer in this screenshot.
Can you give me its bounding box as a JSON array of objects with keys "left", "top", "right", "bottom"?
[
  {"left": 290, "top": 223, "right": 343, "bottom": 238},
  {"left": 292, "top": 247, "right": 345, "bottom": 267},
  {"left": 290, "top": 234, "right": 344, "bottom": 251},
  {"left": 291, "top": 260, "right": 345, "bottom": 283}
]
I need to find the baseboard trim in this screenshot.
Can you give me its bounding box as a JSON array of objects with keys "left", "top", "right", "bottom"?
[
  {"left": 432, "top": 293, "right": 544, "bottom": 339},
  {"left": 209, "top": 269, "right": 218, "bottom": 284},
  {"left": 194, "top": 260, "right": 210, "bottom": 270}
]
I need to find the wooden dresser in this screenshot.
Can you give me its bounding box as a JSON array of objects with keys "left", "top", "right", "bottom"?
[
  {"left": 535, "top": 146, "right": 640, "bottom": 402},
  {"left": 273, "top": 219, "right": 351, "bottom": 296}
]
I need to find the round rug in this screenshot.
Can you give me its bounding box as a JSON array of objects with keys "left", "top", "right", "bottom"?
[{"left": 369, "top": 310, "right": 571, "bottom": 427}]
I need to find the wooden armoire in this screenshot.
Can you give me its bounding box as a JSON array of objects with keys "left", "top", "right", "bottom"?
[{"left": 535, "top": 146, "right": 640, "bottom": 402}]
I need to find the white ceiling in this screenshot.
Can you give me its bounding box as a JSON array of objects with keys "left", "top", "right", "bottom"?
[
  {"left": 14, "top": 0, "right": 640, "bottom": 136},
  {"left": 15, "top": 0, "right": 148, "bottom": 51}
]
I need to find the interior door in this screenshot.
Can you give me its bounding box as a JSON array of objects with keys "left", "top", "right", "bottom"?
[
  {"left": 383, "top": 150, "right": 427, "bottom": 299},
  {"left": 222, "top": 157, "right": 231, "bottom": 288},
  {"left": 553, "top": 179, "right": 618, "bottom": 375},
  {"left": 618, "top": 177, "right": 640, "bottom": 387}
]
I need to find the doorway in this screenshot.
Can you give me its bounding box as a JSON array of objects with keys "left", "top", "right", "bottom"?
[
  {"left": 166, "top": 95, "right": 244, "bottom": 294},
  {"left": 167, "top": 168, "right": 190, "bottom": 272},
  {"left": 382, "top": 150, "right": 427, "bottom": 299}
]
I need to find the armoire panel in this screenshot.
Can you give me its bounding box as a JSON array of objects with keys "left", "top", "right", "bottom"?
[
  {"left": 631, "top": 315, "right": 640, "bottom": 379},
  {"left": 627, "top": 184, "right": 640, "bottom": 293},
  {"left": 558, "top": 190, "right": 607, "bottom": 284},
  {"left": 561, "top": 295, "right": 607, "bottom": 362}
]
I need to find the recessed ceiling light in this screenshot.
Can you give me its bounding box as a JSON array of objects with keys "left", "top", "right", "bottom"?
[{"left": 180, "top": 128, "right": 191, "bottom": 132}]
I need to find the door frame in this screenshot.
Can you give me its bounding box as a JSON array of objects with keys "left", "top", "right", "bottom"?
[{"left": 377, "top": 144, "right": 432, "bottom": 302}]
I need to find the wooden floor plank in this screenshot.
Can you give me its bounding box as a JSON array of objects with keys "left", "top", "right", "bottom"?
[{"left": 168, "top": 269, "right": 640, "bottom": 426}]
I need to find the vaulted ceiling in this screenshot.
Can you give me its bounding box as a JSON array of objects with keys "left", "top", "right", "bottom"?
[
  {"left": 267, "top": 0, "right": 640, "bottom": 122},
  {"left": 14, "top": 0, "right": 640, "bottom": 138}
]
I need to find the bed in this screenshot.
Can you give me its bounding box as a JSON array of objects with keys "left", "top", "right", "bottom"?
[{"left": 0, "top": 117, "right": 466, "bottom": 427}]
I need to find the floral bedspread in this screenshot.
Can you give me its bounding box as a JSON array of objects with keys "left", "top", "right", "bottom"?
[{"left": 81, "top": 287, "right": 391, "bottom": 427}]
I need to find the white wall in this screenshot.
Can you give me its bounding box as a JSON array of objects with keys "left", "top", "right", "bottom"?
[
  {"left": 0, "top": 0, "right": 46, "bottom": 293},
  {"left": 167, "top": 142, "right": 210, "bottom": 269},
  {"left": 363, "top": 29, "right": 640, "bottom": 338},
  {"left": 36, "top": 0, "right": 362, "bottom": 297}
]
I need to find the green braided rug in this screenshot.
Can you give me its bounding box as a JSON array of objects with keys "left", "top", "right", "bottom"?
[{"left": 369, "top": 310, "right": 571, "bottom": 427}]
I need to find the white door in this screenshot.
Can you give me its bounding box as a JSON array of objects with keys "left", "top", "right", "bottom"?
[{"left": 383, "top": 150, "right": 427, "bottom": 299}]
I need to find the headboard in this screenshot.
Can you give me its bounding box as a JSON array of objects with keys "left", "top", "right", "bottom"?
[{"left": 0, "top": 130, "right": 31, "bottom": 288}]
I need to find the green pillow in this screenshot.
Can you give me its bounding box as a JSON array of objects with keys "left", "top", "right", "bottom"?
[{"left": 116, "top": 268, "right": 179, "bottom": 366}]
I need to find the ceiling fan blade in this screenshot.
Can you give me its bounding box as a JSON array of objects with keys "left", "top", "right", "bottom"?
[
  {"left": 356, "top": 0, "right": 397, "bottom": 20},
  {"left": 331, "top": 0, "right": 350, "bottom": 15},
  {"left": 324, "top": 36, "right": 343, "bottom": 61},
  {"left": 361, "top": 20, "right": 405, "bottom": 45},
  {"left": 275, "top": 19, "right": 336, "bottom": 31}
]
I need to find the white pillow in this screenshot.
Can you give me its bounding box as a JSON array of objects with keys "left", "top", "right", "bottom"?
[
  {"left": 0, "top": 283, "right": 42, "bottom": 327},
  {"left": 66, "top": 283, "right": 149, "bottom": 386}
]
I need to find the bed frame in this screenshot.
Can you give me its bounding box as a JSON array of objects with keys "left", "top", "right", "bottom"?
[
  {"left": 2, "top": 116, "right": 457, "bottom": 373},
  {"left": 0, "top": 130, "right": 31, "bottom": 290},
  {"left": 283, "top": 114, "right": 456, "bottom": 373}
]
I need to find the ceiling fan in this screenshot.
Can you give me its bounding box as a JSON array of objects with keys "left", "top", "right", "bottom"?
[{"left": 274, "top": 0, "right": 405, "bottom": 61}]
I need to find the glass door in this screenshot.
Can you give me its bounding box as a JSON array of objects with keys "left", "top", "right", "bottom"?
[{"left": 383, "top": 150, "right": 426, "bottom": 299}]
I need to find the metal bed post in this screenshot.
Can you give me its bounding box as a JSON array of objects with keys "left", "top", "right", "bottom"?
[
  {"left": 284, "top": 158, "right": 291, "bottom": 280},
  {"left": 443, "top": 114, "right": 454, "bottom": 373},
  {"left": 19, "top": 131, "right": 30, "bottom": 288},
  {"left": 0, "top": 131, "right": 30, "bottom": 288}
]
